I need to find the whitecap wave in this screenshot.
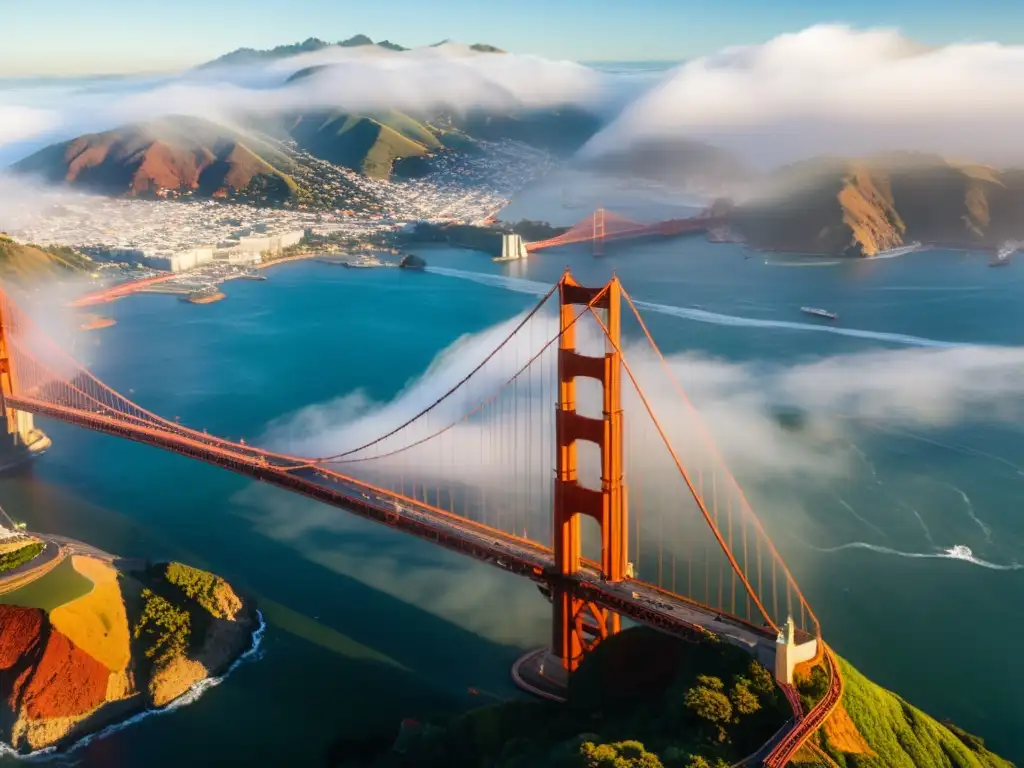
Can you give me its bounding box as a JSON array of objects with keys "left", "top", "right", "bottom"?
[
  {"left": 808, "top": 542, "right": 1022, "bottom": 570},
  {"left": 0, "top": 611, "right": 267, "bottom": 762},
  {"left": 426, "top": 267, "right": 963, "bottom": 348}
]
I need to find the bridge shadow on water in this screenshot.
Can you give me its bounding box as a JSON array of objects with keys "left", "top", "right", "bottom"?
[{"left": 0, "top": 467, "right": 538, "bottom": 767}]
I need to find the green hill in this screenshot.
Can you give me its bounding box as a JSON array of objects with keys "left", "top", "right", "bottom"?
[
  {"left": 793, "top": 656, "right": 1014, "bottom": 768},
  {"left": 281, "top": 110, "right": 450, "bottom": 179},
  {"left": 344, "top": 628, "right": 1013, "bottom": 768}
]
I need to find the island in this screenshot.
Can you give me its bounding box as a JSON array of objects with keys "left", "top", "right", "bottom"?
[
  {"left": 398, "top": 254, "right": 427, "bottom": 270},
  {"left": 79, "top": 314, "right": 117, "bottom": 331},
  {"left": 338, "top": 627, "right": 1013, "bottom": 768},
  {"left": 0, "top": 532, "right": 260, "bottom": 754}
]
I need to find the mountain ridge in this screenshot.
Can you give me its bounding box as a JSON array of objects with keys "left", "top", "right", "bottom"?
[{"left": 199, "top": 36, "right": 505, "bottom": 69}]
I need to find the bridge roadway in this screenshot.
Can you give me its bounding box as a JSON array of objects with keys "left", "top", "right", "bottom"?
[{"left": 9, "top": 394, "right": 779, "bottom": 668}]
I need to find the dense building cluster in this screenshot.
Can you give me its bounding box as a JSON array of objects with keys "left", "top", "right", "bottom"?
[{"left": 6, "top": 140, "right": 556, "bottom": 275}]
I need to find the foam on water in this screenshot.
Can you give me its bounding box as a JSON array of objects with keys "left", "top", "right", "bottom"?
[
  {"left": 0, "top": 611, "right": 267, "bottom": 763},
  {"left": 807, "top": 542, "right": 1022, "bottom": 570},
  {"left": 426, "top": 267, "right": 964, "bottom": 348}
]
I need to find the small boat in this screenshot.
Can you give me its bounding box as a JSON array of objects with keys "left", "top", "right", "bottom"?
[
  {"left": 875, "top": 241, "right": 922, "bottom": 259},
  {"left": 990, "top": 241, "right": 1020, "bottom": 267},
  {"left": 801, "top": 306, "right": 838, "bottom": 321}
]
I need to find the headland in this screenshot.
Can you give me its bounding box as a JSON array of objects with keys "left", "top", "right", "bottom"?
[
  {"left": 0, "top": 531, "right": 260, "bottom": 755},
  {"left": 345, "top": 627, "right": 1015, "bottom": 768}
]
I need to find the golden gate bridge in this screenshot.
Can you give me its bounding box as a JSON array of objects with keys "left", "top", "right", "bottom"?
[
  {"left": 525, "top": 208, "right": 725, "bottom": 254},
  {"left": 0, "top": 271, "right": 839, "bottom": 766}
]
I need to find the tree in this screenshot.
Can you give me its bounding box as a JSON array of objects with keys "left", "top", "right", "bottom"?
[
  {"left": 694, "top": 675, "right": 724, "bottom": 692},
  {"left": 747, "top": 661, "right": 776, "bottom": 695},
  {"left": 579, "top": 740, "right": 664, "bottom": 768},
  {"left": 729, "top": 680, "right": 761, "bottom": 716},
  {"left": 684, "top": 684, "right": 734, "bottom": 727}
]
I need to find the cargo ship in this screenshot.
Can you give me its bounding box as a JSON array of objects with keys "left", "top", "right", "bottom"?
[{"left": 800, "top": 306, "right": 838, "bottom": 321}]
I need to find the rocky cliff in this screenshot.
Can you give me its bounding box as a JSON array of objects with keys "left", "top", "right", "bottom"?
[
  {"left": 731, "top": 154, "right": 1024, "bottom": 256},
  {"left": 0, "top": 556, "right": 257, "bottom": 754}
]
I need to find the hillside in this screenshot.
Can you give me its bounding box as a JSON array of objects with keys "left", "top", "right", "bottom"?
[
  {"left": 283, "top": 110, "right": 445, "bottom": 179},
  {"left": 0, "top": 234, "right": 92, "bottom": 281},
  {"left": 0, "top": 555, "right": 257, "bottom": 754},
  {"left": 337, "top": 627, "right": 1013, "bottom": 768},
  {"left": 792, "top": 656, "right": 1014, "bottom": 768},
  {"left": 731, "top": 153, "right": 1024, "bottom": 256},
  {"left": 12, "top": 116, "right": 301, "bottom": 204}
]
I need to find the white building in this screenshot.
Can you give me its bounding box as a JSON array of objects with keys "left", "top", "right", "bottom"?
[{"left": 141, "top": 245, "right": 215, "bottom": 272}]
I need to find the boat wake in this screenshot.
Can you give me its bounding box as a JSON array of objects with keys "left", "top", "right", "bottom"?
[
  {"left": 426, "top": 267, "right": 962, "bottom": 348},
  {"left": 807, "top": 542, "right": 1022, "bottom": 570},
  {"left": 0, "top": 611, "right": 267, "bottom": 763}
]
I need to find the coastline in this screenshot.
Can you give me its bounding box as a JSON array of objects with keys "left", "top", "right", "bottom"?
[
  {"left": 0, "top": 611, "right": 267, "bottom": 761},
  {"left": 0, "top": 541, "right": 263, "bottom": 757}
]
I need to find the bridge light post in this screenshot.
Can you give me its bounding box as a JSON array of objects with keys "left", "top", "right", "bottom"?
[{"left": 551, "top": 270, "right": 628, "bottom": 673}]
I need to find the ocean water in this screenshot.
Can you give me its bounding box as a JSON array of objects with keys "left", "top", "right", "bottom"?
[{"left": 1, "top": 237, "right": 1023, "bottom": 765}]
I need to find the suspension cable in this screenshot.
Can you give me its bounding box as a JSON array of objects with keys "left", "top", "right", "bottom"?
[
  {"left": 620, "top": 285, "right": 819, "bottom": 635},
  {"left": 281, "top": 283, "right": 611, "bottom": 469},
  {"left": 583, "top": 300, "right": 779, "bottom": 632}
]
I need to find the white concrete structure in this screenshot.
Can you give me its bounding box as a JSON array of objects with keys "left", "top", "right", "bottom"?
[
  {"left": 494, "top": 233, "right": 528, "bottom": 262},
  {"left": 774, "top": 616, "right": 819, "bottom": 685},
  {"left": 141, "top": 245, "right": 215, "bottom": 272}
]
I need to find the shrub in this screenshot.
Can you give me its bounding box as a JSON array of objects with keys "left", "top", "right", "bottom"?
[
  {"left": 729, "top": 681, "right": 761, "bottom": 717},
  {"left": 0, "top": 541, "right": 44, "bottom": 573},
  {"left": 133, "top": 588, "right": 191, "bottom": 665},
  {"left": 163, "top": 562, "right": 242, "bottom": 620}
]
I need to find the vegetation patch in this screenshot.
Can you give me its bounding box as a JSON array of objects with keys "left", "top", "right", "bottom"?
[
  {"left": 0, "top": 605, "right": 44, "bottom": 669},
  {"left": 0, "top": 556, "right": 94, "bottom": 611},
  {"left": 793, "top": 656, "right": 1013, "bottom": 768},
  {"left": 20, "top": 629, "right": 110, "bottom": 720},
  {"left": 371, "top": 628, "right": 788, "bottom": 768},
  {"left": 131, "top": 587, "right": 192, "bottom": 666},
  {"left": 162, "top": 561, "right": 242, "bottom": 620},
  {"left": 0, "top": 541, "right": 45, "bottom": 573}
]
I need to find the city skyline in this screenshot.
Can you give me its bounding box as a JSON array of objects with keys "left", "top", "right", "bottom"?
[{"left": 5, "top": 0, "right": 1024, "bottom": 76}]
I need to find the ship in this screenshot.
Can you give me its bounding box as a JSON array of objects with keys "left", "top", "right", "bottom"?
[
  {"left": 990, "top": 241, "right": 1020, "bottom": 267},
  {"left": 801, "top": 306, "right": 838, "bottom": 321},
  {"left": 874, "top": 241, "right": 923, "bottom": 259},
  {"left": 340, "top": 254, "right": 396, "bottom": 269}
]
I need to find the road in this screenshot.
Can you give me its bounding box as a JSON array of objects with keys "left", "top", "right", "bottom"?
[
  {"left": 0, "top": 535, "right": 65, "bottom": 595},
  {"left": 10, "top": 394, "right": 779, "bottom": 666}
]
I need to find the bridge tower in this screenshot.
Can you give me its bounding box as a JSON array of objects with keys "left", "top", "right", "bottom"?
[
  {"left": 592, "top": 208, "right": 606, "bottom": 257},
  {"left": 551, "top": 271, "right": 628, "bottom": 672},
  {"left": 0, "top": 295, "right": 48, "bottom": 453}
]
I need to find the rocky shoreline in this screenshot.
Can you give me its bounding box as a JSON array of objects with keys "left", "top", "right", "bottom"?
[{"left": 0, "top": 554, "right": 260, "bottom": 755}]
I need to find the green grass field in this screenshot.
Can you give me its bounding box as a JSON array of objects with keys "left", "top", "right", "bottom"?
[{"left": 0, "top": 556, "right": 94, "bottom": 611}]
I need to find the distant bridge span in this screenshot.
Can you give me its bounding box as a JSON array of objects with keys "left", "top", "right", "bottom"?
[{"left": 525, "top": 207, "right": 725, "bottom": 253}]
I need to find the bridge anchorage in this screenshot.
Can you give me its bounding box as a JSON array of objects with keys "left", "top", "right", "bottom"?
[{"left": 0, "top": 272, "right": 839, "bottom": 766}]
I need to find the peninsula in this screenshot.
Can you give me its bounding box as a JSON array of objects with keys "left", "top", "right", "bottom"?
[{"left": 0, "top": 532, "right": 260, "bottom": 754}]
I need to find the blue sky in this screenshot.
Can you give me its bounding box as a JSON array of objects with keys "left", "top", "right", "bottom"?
[{"left": 4, "top": 0, "right": 1024, "bottom": 76}]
